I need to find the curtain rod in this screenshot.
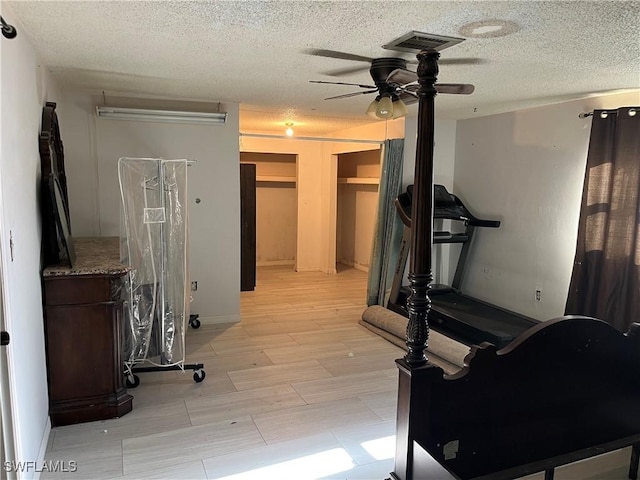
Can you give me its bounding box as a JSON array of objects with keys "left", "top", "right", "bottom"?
[
  {"left": 240, "top": 132, "right": 384, "bottom": 144},
  {"left": 1, "top": 16, "right": 17, "bottom": 39},
  {"left": 579, "top": 108, "right": 638, "bottom": 119}
]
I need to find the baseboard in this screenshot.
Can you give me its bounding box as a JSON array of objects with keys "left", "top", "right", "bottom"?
[
  {"left": 256, "top": 260, "right": 295, "bottom": 267},
  {"left": 321, "top": 267, "right": 338, "bottom": 274},
  {"left": 337, "top": 259, "right": 369, "bottom": 273},
  {"left": 196, "top": 314, "right": 241, "bottom": 325},
  {"left": 33, "top": 417, "right": 51, "bottom": 480}
]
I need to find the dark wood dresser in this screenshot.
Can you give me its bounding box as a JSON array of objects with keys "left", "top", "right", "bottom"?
[{"left": 43, "top": 237, "right": 133, "bottom": 426}]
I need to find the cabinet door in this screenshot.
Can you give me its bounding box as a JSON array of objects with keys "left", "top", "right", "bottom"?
[
  {"left": 45, "top": 302, "right": 118, "bottom": 401},
  {"left": 240, "top": 163, "right": 256, "bottom": 291}
]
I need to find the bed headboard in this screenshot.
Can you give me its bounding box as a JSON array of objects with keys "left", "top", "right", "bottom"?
[{"left": 413, "top": 316, "right": 640, "bottom": 478}]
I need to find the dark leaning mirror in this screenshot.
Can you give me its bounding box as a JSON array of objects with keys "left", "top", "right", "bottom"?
[
  {"left": 40, "top": 102, "right": 74, "bottom": 267},
  {"left": 49, "top": 174, "right": 75, "bottom": 267}
]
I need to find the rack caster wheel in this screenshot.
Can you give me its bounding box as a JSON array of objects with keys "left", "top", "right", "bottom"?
[
  {"left": 193, "top": 369, "right": 206, "bottom": 383},
  {"left": 126, "top": 374, "right": 140, "bottom": 389},
  {"left": 189, "top": 314, "right": 201, "bottom": 329}
]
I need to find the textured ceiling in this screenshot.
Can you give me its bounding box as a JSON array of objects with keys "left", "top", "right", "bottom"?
[{"left": 5, "top": 1, "right": 640, "bottom": 135}]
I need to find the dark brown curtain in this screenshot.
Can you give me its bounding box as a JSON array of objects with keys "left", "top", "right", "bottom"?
[{"left": 565, "top": 107, "right": 640, "bottom": 332}]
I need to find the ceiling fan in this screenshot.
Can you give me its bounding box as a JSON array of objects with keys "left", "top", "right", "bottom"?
[{"left": 307, "top": 34, "right": 477, "bottom": 120}]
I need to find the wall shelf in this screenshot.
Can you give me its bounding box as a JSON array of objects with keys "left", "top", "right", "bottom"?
[
  {"left": 256, "top": 175, "right": 296, "bottom": 183},
  {"left": 338, "top": 177, "right": 379, "bottom": 185}
]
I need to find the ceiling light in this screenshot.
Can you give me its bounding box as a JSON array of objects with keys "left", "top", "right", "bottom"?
[
  {"left": 366, "top": 96, "right": 408, "bottom": 121},
  {"left": 392, "top": 99, "right": 408, "bottom": 119},
  {"left": 458, "top": 20, "right": 520, "bottom": 38},
  {"left": 472, "top": 25, "right": 503, "bottom": 35},
  {"left": 95, "top": 106, "right": 227, "bottom": 124},
  {"left": 376, "top": 96, "right": 394, "bottom": 119},
  {"left": 367, "top": 98, "right": 381, "bottom": 119},
  {"left": 285, "top": 122, "right": 294, "bottom": 136}
]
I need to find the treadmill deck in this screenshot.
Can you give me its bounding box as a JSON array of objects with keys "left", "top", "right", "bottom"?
[{"left": 391, "top": 289, "right": 538, "bottom": 348}]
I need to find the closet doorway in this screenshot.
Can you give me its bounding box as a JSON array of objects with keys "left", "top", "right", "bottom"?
[
  {"left": 336, "top": 149, "right": 381, "bottom": 272},
  {"left": 240, "top": 153, "right": 298, "bottom": 282}
]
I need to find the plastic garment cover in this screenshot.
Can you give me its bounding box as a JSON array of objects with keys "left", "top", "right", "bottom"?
[{"left": 118, "top": 158, "right": 190, "bottom": 368}]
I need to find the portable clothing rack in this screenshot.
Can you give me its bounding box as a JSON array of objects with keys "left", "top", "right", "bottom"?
[{"left": 118, "top": 157, "right": 205, "bottom": 386}]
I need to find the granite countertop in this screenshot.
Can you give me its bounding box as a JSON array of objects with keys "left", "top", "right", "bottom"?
[{"left": 43, "top": 237, "right": 130, "bottom": 277}]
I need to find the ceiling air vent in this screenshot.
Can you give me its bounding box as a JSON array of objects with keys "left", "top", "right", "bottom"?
[{"left": 382, "top": 31, "right": 465, "bottom": 53}]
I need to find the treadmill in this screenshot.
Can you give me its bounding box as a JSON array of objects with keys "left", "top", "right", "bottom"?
[{"left": 387, "top": 184, "right": 538, "bottom": 348}]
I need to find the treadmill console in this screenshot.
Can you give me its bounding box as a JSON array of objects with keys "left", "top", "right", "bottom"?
[{"left": 397, "top": 184, "right": 500, "bottom": 227}]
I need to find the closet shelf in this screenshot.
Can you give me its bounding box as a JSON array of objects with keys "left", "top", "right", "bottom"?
[
  {"left": 256, "top": 175, "right": 296, "bottom": 183},
  {"left": 338, "top": 177, "right": 379, "bottom": 185}
]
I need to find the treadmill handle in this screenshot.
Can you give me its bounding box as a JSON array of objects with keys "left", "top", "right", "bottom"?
[
  {"left": 395, "top": 191, "right": 500, "bottom": 229},
  {"left": 395, "top": 196, "right": 412, "bottom": 228},
  {"left": 469, "top": 219, "right": 501, "bottom": 228}
]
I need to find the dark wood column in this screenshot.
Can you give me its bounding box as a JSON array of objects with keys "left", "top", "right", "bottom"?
[
  {"left": 391, "top": 49, "right": 440, "bottom": 480},
  {"left": 404, "top": 49, "right": 438, "bottom": 366}
]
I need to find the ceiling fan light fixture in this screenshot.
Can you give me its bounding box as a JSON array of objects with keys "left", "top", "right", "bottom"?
[
  {"left": 376, "top": 95, "right": 394, "bottom": 119},
  {"left": 366, "top": 95, "right": 407, "bottom": 120},
  {"left": 391, "top": 98, "right": 408, "bottom": 119},
  {"left": 367, "top": 98, "right": 381, "bottom": 119}
]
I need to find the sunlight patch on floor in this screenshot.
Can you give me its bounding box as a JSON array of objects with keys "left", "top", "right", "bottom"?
[
  {"left": 213, "top": 448, "right": 356, "bottom": 480},
  {"left": 360, "top": 434, "right": 396, "bottom": 461}
]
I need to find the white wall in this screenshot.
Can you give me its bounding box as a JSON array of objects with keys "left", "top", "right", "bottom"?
[
  {"left": 58, "top": 92, "right": 241, "bottom": 324},
  {"left": 454, "top": 91, "right": 640, "bottom": 321},
  {"left": 0, "top": 3, "right": 56, "bottom": 475},
  {"left": 402, "top": 116, "right": 457, "bottom": 190}
]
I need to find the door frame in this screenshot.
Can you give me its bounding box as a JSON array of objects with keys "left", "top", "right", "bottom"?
[{"left": 0, "top": 184, "right": 18, "bottom": 479}]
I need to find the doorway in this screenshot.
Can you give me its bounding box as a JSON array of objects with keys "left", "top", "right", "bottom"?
[{"left": 240, "top": 153, "right": 298, "bottom": 281}]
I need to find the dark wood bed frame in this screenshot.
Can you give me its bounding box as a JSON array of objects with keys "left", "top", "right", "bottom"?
[{"left": 391, "top": 49, "right": 640, "bottom": 480}]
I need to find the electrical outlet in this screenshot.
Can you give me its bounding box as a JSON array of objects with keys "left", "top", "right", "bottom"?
[
  {"left": 535, "top": 289, "right": 542, "bottom": 301},
  {"left": 191, "top": 281, "right": 198, "bottom": 292}
]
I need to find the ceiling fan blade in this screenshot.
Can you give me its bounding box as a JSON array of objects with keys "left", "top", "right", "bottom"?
[
  {"left": 310, "top": 80, "right": 377, "bottom": 89},
  {"left": 387, "top": 68, "right": 417, "bottom": 85},
  {"left": 322, "top": 65, "right": 371, "bottom": 77},
  {"left": 402, "top": 84, "right": 420, "bottom": 93},
  {"left": 397, "top": 81, "right": 474, "bottom": 95},
  {"left": 435, "top": 83, "right": 475, "bottom": 95},
  {"left": 439, "top": 58, "right": 485, "bottom": 66},
  {"left": 305, "top": 49, "right": 373, "bottom": 63},
  {"left": 324, "top": 90, "right": 378, "bottom": 100},
  {"left": 398, "top": 91, "right": 419, "bottom": 105}
]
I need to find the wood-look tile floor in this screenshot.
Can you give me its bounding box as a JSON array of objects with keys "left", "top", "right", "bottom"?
[{"left": 42, "top": 266, "right": 631, "bottom": 480}]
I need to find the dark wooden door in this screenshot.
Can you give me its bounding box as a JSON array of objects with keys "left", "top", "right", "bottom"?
[{"left": 240, "top": 164, "right": 256, "bottom": 291}]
